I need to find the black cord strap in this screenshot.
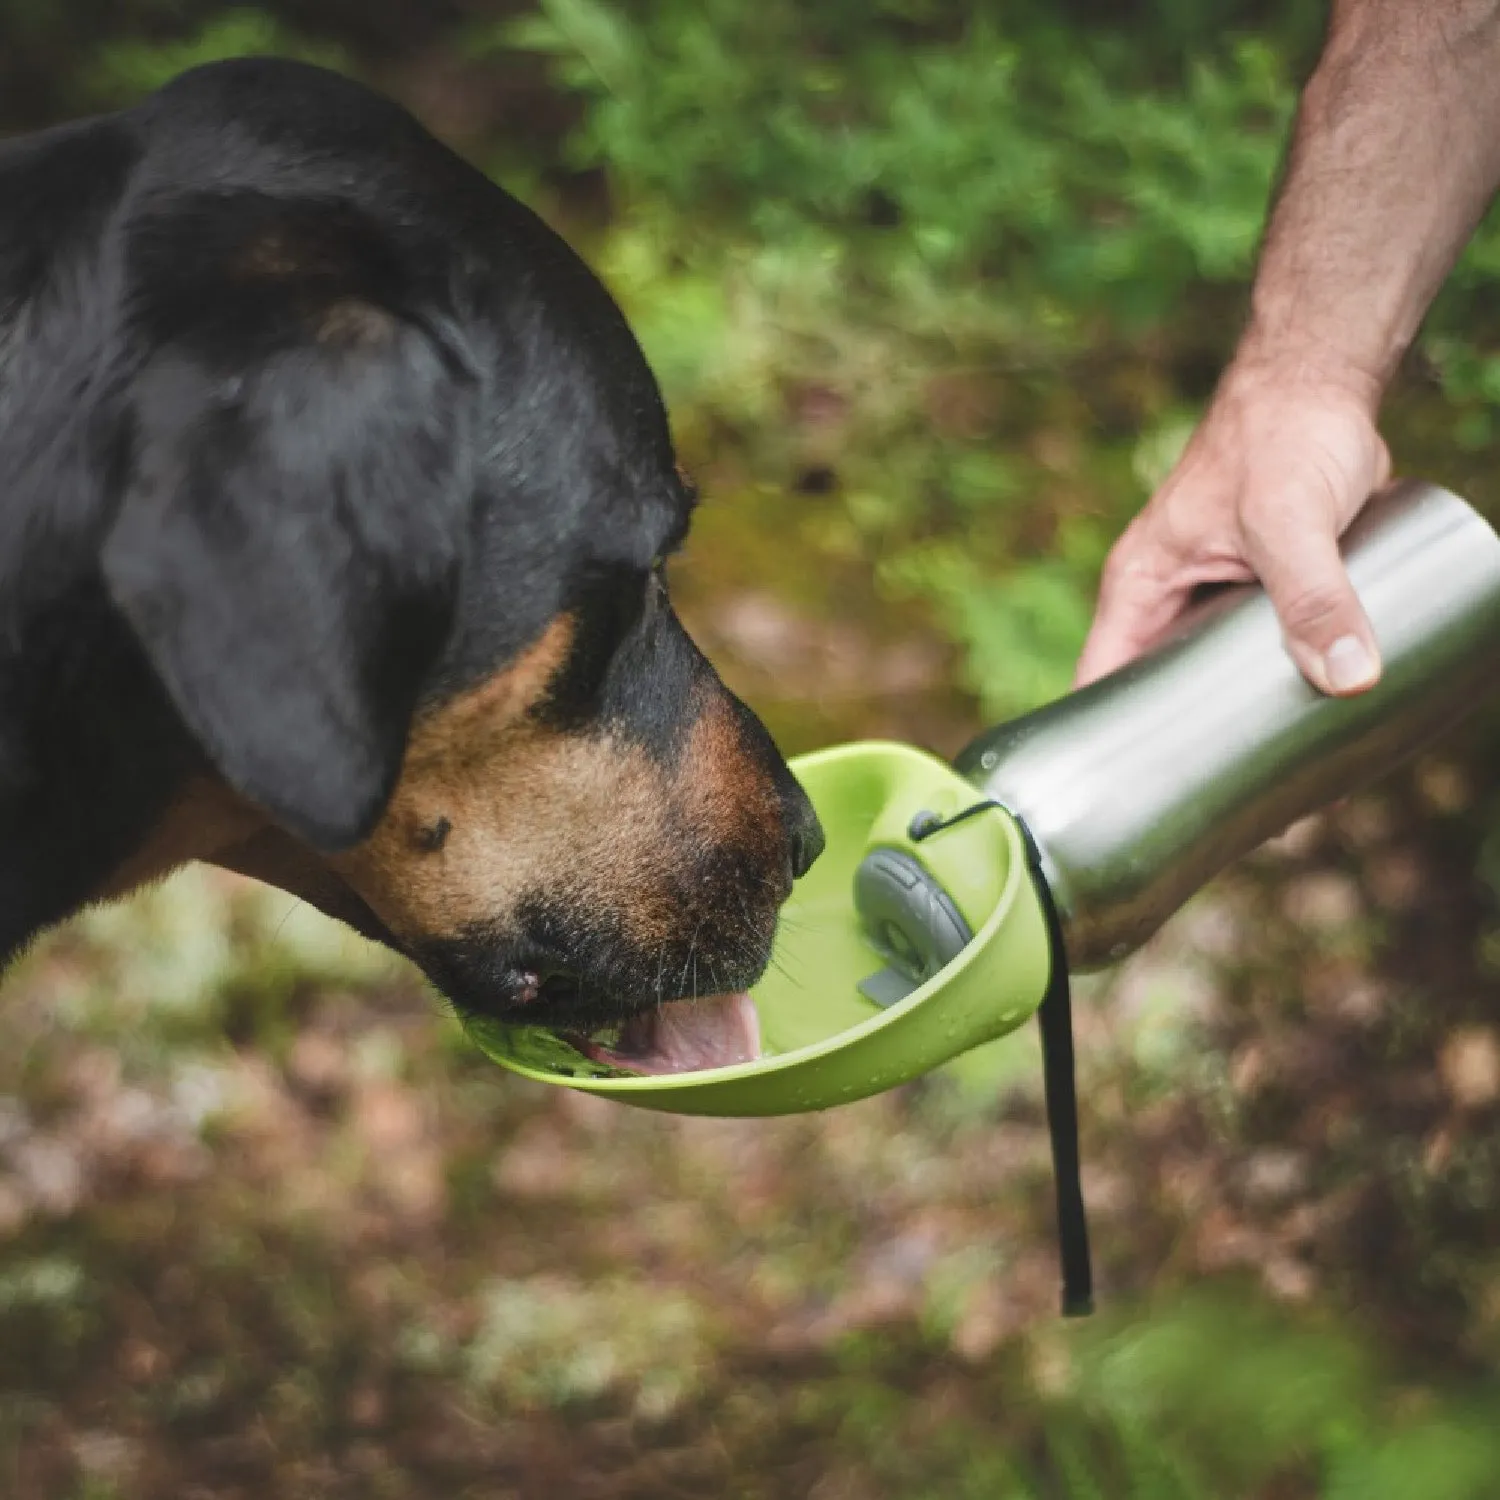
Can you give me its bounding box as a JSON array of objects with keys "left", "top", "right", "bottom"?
[
  {"left": 1020, "top": 821, "right": 1095, "bottom": 1318},
  {"left": 904, "top": 797, "right": 1095, "bottom": 1316},
  {"left": 1037, "top": 948, "right": 1093, "bottom": 1316},
  {"left": 907, "top": 800, "right": 1002, "bottom": 842}
]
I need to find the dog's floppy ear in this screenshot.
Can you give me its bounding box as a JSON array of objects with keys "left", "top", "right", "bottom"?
[{"left": 102, "top": 311, "right": 480, "bottom": 852}]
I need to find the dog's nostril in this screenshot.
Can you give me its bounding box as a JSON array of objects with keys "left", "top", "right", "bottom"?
[{"left": 789, "top": 812, "right": 826, "bottom": 881}]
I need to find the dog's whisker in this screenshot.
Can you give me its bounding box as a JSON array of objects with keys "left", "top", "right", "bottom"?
[{"left": 270, "top": 898, "right": 306, "bottom": 946}]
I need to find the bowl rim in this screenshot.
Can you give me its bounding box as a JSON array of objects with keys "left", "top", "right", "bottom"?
[{"left": 462, "top": 739, "right": 1035, "bottom": 1098}]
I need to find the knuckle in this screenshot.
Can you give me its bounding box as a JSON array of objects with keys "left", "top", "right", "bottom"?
[
  {"left": 1274, "top": 581, "right": 1351, "bottom": 638},
  {"left": 1098, "top": 543, "right": 1143, "bottom": 594},
  {"left": 1098, "top": 556, "right": 1166, "bottom": 621},
  {"left": 1102, "top": 515, "right": 1184, "bottom": 589}
]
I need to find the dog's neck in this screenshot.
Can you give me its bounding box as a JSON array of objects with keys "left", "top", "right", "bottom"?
[{"left": 0, "top": 609, "right": 205, "bottom": 963}]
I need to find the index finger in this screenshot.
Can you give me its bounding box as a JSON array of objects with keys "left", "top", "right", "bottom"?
[{"left": 1073, "top": 543, "right": 1190, "bottom": 688}]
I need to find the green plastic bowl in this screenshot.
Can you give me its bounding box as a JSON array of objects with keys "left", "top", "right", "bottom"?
[{"left": 461, "top": 741, "right": 1055, "bottom": 1116}]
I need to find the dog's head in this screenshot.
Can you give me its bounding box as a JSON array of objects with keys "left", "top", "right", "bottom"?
[{"left": 87, "top": 61, "right": 822, "bottom": 1066}]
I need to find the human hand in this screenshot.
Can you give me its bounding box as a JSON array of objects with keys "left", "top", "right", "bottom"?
[{"left": 1074, "top": 361, "right": 1391, "bottom": 695}]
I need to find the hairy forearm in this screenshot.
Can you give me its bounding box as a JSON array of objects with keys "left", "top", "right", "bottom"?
[{"left": 1238, "top": 0, "right": 1500, "bottom": 404}]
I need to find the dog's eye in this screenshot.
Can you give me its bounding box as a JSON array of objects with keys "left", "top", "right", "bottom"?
[{"left": 413, "top": 816, "right": 452, "bottom": 854}]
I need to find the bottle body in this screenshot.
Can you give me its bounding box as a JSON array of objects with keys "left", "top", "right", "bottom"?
[{"left": 956, "top": 480, "right": 1500, "bottom": 971}]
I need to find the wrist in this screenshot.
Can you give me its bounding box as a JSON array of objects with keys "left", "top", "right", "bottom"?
[{"left": 1217, "top": 333, "right": 1387, "bottom": 418}]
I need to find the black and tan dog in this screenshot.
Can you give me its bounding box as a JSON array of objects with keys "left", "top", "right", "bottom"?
[{"left": 0, "top": 57, "right": 823, "bottom": 1072}]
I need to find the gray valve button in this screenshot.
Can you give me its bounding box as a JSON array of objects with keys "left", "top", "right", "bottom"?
[{"left": 853, "top": 847, "right": 974, "bottom": 1008}]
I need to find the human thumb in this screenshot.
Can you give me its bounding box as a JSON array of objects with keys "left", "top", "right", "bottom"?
[{"left": 1252, "top": 522, "right": 1381, "bottom": 697}]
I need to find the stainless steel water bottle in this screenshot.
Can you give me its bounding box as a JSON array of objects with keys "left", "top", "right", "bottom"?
[{"left": 956, "top": 479, "right": 1500, "bottom": 971}]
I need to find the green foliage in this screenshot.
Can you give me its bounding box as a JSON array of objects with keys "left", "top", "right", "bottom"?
[
  {"left": 473, "top": 0, "right": 1500, "bottom": 715},
  {"left": 0, "top": 1257, "right": 99, "bottom": 1386},
  {"left": 465, "top": 1275, "right": 714, "bottom": 1417},
  {"left": 1048, "top": 1293, "right": 1500, "bottom": 1500},
  {"left": 470, "top": 0, "right": 1316, "bottom": 710},
  {"left": 497, "top": 2, "right": 1293, "bottom": 311},
  {"left": 796, "top": 1290, "right": 1500, "bottom": 1499},
  {"left": 881, "top": 545, "right": 1098, "bottom": 717}
]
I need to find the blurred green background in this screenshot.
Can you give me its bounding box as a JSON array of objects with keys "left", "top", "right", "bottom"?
[{"left": 8, "top": 2, "right": 1500, "bottom": 1496}]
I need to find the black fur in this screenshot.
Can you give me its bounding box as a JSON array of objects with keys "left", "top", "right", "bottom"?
[{"left": 0, "top": 56, "right": 822, "bottom": 1008}]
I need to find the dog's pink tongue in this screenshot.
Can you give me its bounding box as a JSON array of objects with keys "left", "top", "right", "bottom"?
[{"left": 587, "top": 992, "right": 761, "bottom": 1076}]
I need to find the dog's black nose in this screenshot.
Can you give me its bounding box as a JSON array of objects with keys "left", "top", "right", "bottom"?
[{"left": 789, "top": 803, "right": 826, "bottom": 880}]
